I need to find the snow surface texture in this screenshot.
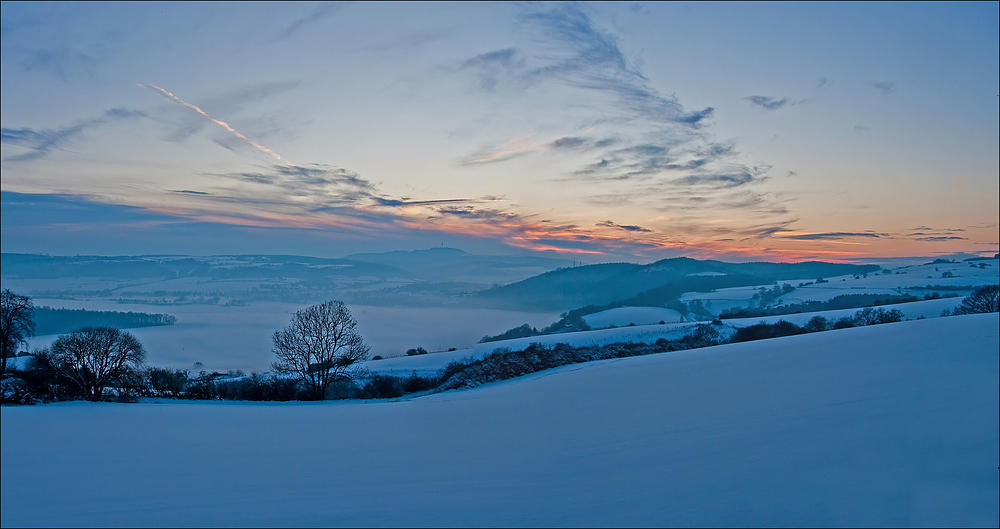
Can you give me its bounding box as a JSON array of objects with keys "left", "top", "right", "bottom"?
[{"left": 3, "top": 314, "right": 997, "bottom": 527}]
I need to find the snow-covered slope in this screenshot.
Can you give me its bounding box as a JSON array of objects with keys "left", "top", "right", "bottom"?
[
  {"left": 582, "top": 306, "right": 683, "bottom": 328},
  {"left": 364, "top": 297, "right": 972, "bottom": 377},
  {"left": 2, "top": 314, "right": 997, "bottom": 527}
]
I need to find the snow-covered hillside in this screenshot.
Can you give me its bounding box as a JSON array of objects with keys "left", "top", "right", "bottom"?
[
  {"left": 582, "top": 306, "right": 683, "bottom": 328},
  {"left": 3, "top": 314, "right": 997, "bottom": 527},
  {"left": 680, "top": 259, "right": 998, "bottom": 312},
  {"left": 364, "top": 297, "right": 975, "bottom": 377}
]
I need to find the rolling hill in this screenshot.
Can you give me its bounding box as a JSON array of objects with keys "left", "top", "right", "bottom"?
[{"left": 2, "top": 314, "right": 996, "bottom": 526}]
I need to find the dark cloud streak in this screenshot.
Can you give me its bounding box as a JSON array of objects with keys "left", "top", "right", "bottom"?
[
  {"left": 1, "top": 108, "right": 147, "bottom": 162},
  {"left": 744, "top": 95, "right": 796, "bottom": 111}
]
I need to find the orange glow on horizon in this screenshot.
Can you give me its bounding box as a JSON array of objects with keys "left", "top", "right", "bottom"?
[{"left": 138, "top": 200, "right": 988, "bottom": 264}]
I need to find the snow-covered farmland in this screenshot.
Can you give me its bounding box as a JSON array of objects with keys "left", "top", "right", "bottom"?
[
  {"left": 2, "top": 314, "right": 997, "bottom": 527},
  {"left": 680, "top": 259, "right": 998, "bottom": 312}
]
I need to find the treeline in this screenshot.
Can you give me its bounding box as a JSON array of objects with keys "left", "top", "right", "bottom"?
[
  {"left": 481, "top": 298, "right": 689, "bottom": 343},
  {"left": 380, "top": 306, "right": 911, "bottom": 397},
  {"left": 33, "top": 307, "right": 177, "bottom": 336},
  {"left": 719, "top": 293, "right": 935, "bottom": 319}
]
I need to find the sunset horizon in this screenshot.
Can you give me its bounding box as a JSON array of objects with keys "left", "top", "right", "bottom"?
[{"left": 2, "top": 2, "right": 997, "bottom": 263}]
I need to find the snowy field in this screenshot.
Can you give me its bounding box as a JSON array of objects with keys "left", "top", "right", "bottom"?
[
  {"left": 582, "top": 306, "right": 683, "bottom": 328},
  {"left": 2, "top": 314, "right": 997, "bottom": 527}
]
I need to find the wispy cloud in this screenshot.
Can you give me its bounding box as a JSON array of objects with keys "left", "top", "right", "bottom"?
[
  {"left": 454, "top": 3, "right": 790, "bottom": 242},
  {"left": 517, "top": 4, "right": 712, "bottom": 127},
  {"left": 915, "top": 236, "right": 967, "bottom": 241},
  {"left": 744, "top": 95, "right": 797, "bottom": 111},
  {"left": 781, "top": 232, "right": 884, "bottom": 241},
  {"left": 1, "top": 108, "right": 146, "bottom": 162},
  {"left": 596, "top": 220, "right": 651, "bottom": 233},
  {"left": 458, "top": 48, "right": 523, "bottom": 90},
  {"left": 275, "top": 2, "right": 345, "bottom": 42},
  {"left": 870, "top": 81, "right": 895, "bottom": 94}
]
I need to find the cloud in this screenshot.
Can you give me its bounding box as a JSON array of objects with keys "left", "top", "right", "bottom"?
[
  {"left": 816, "top": 77, "right": 829, "bottom": 89},
  {"left": 914, "top": 236, "right": 967, "bottom": 241},
  {"left": 518, "top": 4, "right": 713, "bottom": 127},
  {"left": 276, "top": 2, "right": 345, "bottom": 42},
  {"left": 549, "top": 136, "right": 588, "bottom": 150},
  {"left": 211, "top": 163, "right": 381, "bottom": 206},
  {"left": 18, "top": 43, "right": 99, "bottom": 81},
  {"left": 457, "top": 5, "right": 712, "bottom": 127},
  {"left": 744, "top": 95, "right": 796, "bottom": 111},
  {"left": 871, "top": 81, "right": 895, "bottom": 94},
  {"left": 853, "top": 125, "right": 872, "bottom": 133},
  {"left": 454, "top": 3, "right": 788, "bottom": 238},
  {"left": 906, "top": 226, "right": 968, "bottom": 240},
  {"left": 673, "top": 170, "right": 759, "bottom": 188},
  {"left": 596, "top": 220, "right": 652, "bottom": 233},
  {"left": 372, "top": 198, "right": 477, "bottom": 207},
  {"left": 781, "top": 232, "right": 884, "bottom": 241},
  {"left": 1, "top": 108, "right": 147, "bottom": 162},
  {"left": 458, "top": 48, "right": 523, "bottom": 90}
]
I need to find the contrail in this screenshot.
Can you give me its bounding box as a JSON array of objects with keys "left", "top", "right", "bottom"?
[{"left": 139, "top": 83, "right": 283, "bottom": 161}]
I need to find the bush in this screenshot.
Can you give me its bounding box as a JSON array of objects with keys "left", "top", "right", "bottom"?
[
  {"left": 1, "top": 374, "right": 36, "bottom": 404},
  {"left": 146, "top": 367, "right": 190, "bottom": 398},
  {"left": 480, "top": 324, "right": 540, "bottom": 343},
  {"left": 832, "top": 317, "right": 856, "bottom": 329},
  {"left": 804, "top": 316, "right": 828, "bottom": 332},
  {"left": 730, "top": 320, "right": 804, "bottom": 343},
  {"left": 405, "top": 347, "right": 429, "bottom": 356},
  {"left": 360, "top": 374, "right": 405, "bottom": 399},
  {"left": 215, "top": 373, "right": 304, "bottom": 401},
  {"left": 852, "top": 307, "right": 904, "bottom": 326}
]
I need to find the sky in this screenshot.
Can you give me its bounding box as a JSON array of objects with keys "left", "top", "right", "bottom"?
[{"left": 1, "top": 1, "right": 998, "bottom": 263}]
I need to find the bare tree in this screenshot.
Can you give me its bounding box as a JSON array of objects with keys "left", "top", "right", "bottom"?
[
  {"left": 47, "top": 326, "right": 146, "bottom": 401},
  {"left": 954, "top": 284, "right": 999, "bottom": 314},
  {"left": 272, "top": 300, "right": 369, "bottom": 400},
  {"left": 1, "top": 289, "right": 35, "bottom": 375}
]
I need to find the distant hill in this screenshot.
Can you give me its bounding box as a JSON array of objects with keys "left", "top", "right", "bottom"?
[
  {"left": 472, "top": 257, "right": 881, "bottom": 312},
  {"left": 33, "top": 307, "right": 177, "bottom": 336},
  {"left": 0, "top": 253, "right": 410, "bottom": 282},
  {"left": 343, "top": 247, "right": 574, "bottom": 284}
]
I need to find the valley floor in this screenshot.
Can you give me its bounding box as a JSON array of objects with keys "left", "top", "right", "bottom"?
[{"left": 2, "top": 314, "right": 998, "bottom": 527}]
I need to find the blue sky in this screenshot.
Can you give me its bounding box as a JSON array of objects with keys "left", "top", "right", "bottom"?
[{"left": 2, "top": 2, "right": 997, "bottom": 261}]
